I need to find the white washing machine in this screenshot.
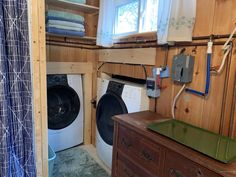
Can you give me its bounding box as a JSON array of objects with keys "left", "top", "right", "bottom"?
[
  {"left": 96, "top": 77, "right": 149, "bottom": 168},
  {"left": 47, "top": 74, "right": 84, "bottom": 152}
]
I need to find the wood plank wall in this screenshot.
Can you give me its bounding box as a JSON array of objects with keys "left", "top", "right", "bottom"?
[
  {"left": 100, "top": 0, "right": 236, "bottom": 138},
  {"left": 46, "top": 0, "right": 236, "bottom": 143}
]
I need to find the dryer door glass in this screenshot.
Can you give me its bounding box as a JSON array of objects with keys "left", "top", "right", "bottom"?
[
  {"left": 96, "top": 93, "right": 128, "bottom": 145},
  {"left": 47, "top": 85, "right": 80, "bottom": 130}
]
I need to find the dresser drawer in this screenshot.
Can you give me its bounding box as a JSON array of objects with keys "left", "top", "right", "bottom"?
[
  {"left": 164, "top": 150, "right": 223, "bottom": 177},
  {"left": 117, "top": 153, "right": 152, "bottom": 177},
  {"left": 117, "top": 125, "right": 162, "bottom": 175}
]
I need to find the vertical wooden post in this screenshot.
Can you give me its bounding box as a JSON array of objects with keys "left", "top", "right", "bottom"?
[{"left": 30, "top": 0, "right": 48, "bottom": 176}]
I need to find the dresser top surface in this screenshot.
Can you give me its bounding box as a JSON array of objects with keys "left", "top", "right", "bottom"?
[{"left": 113, "top": 111, "right": 236, "bottom": 177}]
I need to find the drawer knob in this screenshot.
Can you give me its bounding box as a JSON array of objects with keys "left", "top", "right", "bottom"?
[
  {"left": 121, "top": 138, "right": 131, "bottom": 148},
  {"left": 140, "top": 150, "right": 153, "bottom": 161},
  {"left": 196, "top": 169, "right": 203, "bottom": 176},
  {"left": 169, "top": 168, "right": 185, "bottom": 177}
]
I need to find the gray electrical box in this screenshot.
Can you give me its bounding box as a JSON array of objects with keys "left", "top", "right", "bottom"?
[{"left": 172, "top": 54, "right": 195, "bottom": 83}]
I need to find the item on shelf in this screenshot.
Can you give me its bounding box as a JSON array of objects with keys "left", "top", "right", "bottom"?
[
  {"left": 46, "top": 27, "right": 85, "bottom": 36},
  {"left": 46, "top": 10, "right": 85, "bottom": 37},
  {"left": 47, "top": 20, "right": 85, "bottom": 31},
  {"left": 64, "top": 0, "right": 86, "bottom": 4},
  {"left": 46, "top": 10, "right": 84, "bottom": 23}
]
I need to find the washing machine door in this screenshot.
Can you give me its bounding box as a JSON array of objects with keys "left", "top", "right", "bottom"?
[
  {"left": 96, "top": 92, "right": 128, "bottom": 146},
  {"left": 47, "top": 85, "right": 80, "bottom": 130}
]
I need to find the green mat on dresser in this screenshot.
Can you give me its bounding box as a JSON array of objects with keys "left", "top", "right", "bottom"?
[{"left": 52, "top": 146, "right": 110, "bottom": 177}]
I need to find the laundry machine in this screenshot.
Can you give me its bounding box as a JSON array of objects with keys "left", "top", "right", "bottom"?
[
  {"left": 47, "top": 74, "right": 84, "bottom": 152},
  {"left": 96, "top": 77, "right": 149, "bottom": 168}
]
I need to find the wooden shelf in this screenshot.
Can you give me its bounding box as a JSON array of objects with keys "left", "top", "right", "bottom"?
[
  {"left": 46, "top": 32, "right": 96, "bottom": 41},
  {"left": 46, "top": 0, "right": 99, "bottom": 13}
]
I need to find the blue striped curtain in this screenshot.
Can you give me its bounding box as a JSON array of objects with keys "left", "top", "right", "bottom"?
[{"left": 0, "top": 0, "right": 36, "bottom": 177}]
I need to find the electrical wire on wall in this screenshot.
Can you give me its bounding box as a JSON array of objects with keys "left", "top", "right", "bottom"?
[
  {"left": 172, "top": 84, "right": 186, "bottom": 119},
  {"left": 97, "top": 61, "right": 148, "bottom": 80},
  {"left": 185, "top": 37, "right": 213, "bottom": 97},
  {"left": 185, "top": 26, "right": 236, "bottom": 97},
  {"left": 212, "top": 26, "right": 236, "bottom": 74},
  {"left": 171, "top": 26, "right": 236, "bottom": 119}
]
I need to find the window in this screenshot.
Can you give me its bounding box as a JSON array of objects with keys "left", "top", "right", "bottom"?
[{"left": 114, "top": 0, "right": 159, "bottom": 36}]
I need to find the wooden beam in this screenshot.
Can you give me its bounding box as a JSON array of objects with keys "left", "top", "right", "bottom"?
[
  {"left": 47, "top": 62, "right": 93, "bottom": 74},
  {"left": 30, "top": 0, "right": 47, "bottom": 176},
  {"left": 47, "top": 62, "right": 93, "bottom": 144},
  {"left": 99, "top": 48, "right": 156, "bottom": 65}
]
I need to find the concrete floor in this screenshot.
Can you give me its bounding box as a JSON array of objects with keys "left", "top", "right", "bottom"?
[{"left": 80, "top": 144, "right": 111, "bottom": 176}]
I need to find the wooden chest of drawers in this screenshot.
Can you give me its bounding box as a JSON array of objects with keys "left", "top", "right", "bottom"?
[{"left": 112, "top": 111, "right": 236, "bottom": 177}]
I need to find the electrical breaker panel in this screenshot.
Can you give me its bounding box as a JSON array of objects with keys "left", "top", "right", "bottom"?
[{"left": 171, "top": 54, "right": 195, "bottom": 83}]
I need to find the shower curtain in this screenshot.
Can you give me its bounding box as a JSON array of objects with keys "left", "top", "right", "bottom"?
[{"left": 0, "top": 0, "right": 36, "bottom": 177}]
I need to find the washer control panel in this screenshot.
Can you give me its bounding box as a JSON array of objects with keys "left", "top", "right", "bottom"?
[
  {"left": 47, "top": 74, "right": 68, "bottom": 87},
  {"left": 106, "top": 81, "right": 124, "bottom": 96}
]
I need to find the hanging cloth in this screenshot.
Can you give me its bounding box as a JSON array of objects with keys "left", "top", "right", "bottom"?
[
  {"left": 0, "top": 0, "right": 36, "bottom": 176},
  {"left": 157, "top": 0, "right": 196, "bottom": 44},
  {"left": 96, "top": 0, "right": 115, "bottom": 47}
]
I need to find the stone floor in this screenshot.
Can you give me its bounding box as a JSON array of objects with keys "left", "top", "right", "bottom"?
[
  {"left": 81, "top": 144, "right": 111, "bottom": 176},
  {"left": 52, "top": 145, "right": 111, "bottom": 177}
]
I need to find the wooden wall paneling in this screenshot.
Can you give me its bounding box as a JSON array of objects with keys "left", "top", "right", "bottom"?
[
  {"left": 99, "top": 48, "right": 156, "bottom": 65},
  {"left": 233, "top": 107, "right": 236, "bottom": 139},
  {"left": 100, "top": 63, "right": 121, "bottom": 76},
  {"left": 155, "top": 48, "right": 178, "bottom": 117},
  {"left": 85, "top": 0, "right": 99, "bottom": 38},
  {"left": 193, "top": 0, "right": 215, "bottom": 36},
  {"left": 212, "top": 0, "right": 236, "bottom": 135},
  {"left": 221, "top": 43, "right": 236, "bottom": 136},
  {"left": 85, "top": 13, "right": 98, "bottom": 37},
  {"left": 212, "top": 0, "right": 236, "bottom": 35},
  {"left": 86, "top": 0, "right": 99, "bottom": 7},
  {"left": 47, "top": 62, "right": 93, "bottom": 144},
  {"left": 174, "top": 47, "right": 205, "bottom": 127},
  {"left": 46, "top": 45, "right": 88, "bottom": 62},
  {"left": 201, "top": 46, "right": 227, "bottom": 133},
  {"left": 30, "top": 0, "right": 47, "bottom": 176},
  {"left": 231, "top": 73, "right": 236, "bottom": 139}
]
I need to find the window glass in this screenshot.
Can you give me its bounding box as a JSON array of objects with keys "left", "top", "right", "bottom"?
[
  {"left": 140, "top": 0, "right": 158, "bottom": 32},
  {"left": 114, "top": 0, "right": 158, "bottom": 36},
  {"left": 115, "top": 0, "right": 139, "bottom": 35}
]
